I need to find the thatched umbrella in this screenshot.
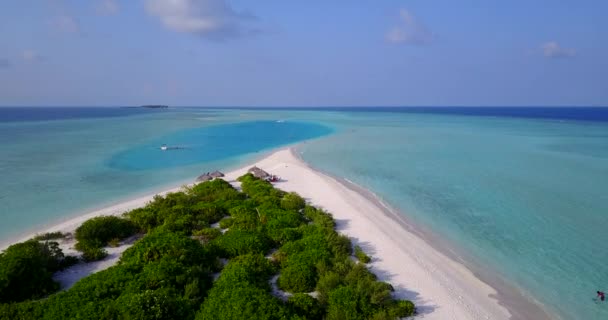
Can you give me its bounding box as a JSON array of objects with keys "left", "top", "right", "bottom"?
[
  {"left": 196, "top": 173, "right": 212, "bottom": 182},
  {"left": 209, "top": 170, "right": 225, "bottom": 178},
  {"left": 248, "top": 166, "right": 261, "bottom": 174},
  {"left": 248, "top": 166, "right": 270, "bottom": 179}
]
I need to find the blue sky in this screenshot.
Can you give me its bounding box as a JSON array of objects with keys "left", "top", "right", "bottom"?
[{"left": 0, "top": 0, "right": 606, "bottom": 106}]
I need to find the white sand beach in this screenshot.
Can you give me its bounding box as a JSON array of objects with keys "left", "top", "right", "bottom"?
[
  {"left": 227, "top": 149, "right": 514, "bottom": 320},
  {"left": 3, "top": 148, "right": 534, "bottom": 319}
]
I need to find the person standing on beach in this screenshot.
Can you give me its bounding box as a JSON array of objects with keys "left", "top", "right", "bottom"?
[{"left": 597, "top": 291, "right": 605, "bottom": 301}]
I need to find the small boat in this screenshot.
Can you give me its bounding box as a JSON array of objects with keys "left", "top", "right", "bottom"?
[{"left": 160, "top": 144, "right": 168, "bottom": 151}]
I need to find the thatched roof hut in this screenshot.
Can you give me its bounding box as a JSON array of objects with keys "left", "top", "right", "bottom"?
[
  {"left": 209, "top": 170, "right": 225, "bottom": 178},
  {"left": 196, "top": 173, "right": 212, "bottom": 182},
  {"left": 248, "top": 166, "right": 270, "bottom": 179}
]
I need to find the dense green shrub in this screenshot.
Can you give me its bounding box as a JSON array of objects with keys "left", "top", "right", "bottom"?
[
  {"left": 150, "top": 192, "right": 193, "bottom": 211},
  {"left": 191, "top": 203, "right": 226, "bottom": 224},
  {"left": 197, "top": 285, "right": 290, "bottom": 320},
  {"left": 226, "top": 206, "right": 260, "bottom": 231},
  {"left": 329, "top": 257, "right": 356, "bottom": 277},
  {"left": 197, "top": 254, "right": 289, "bottom": 320},
  {"left": 32, "top": 232, "right": 66, "bottom": 241},
  {"left": 277, "top": 232, "right": 332, "bottom": 266},
  {"left": 114, "top": 288, "right": 193, "bottom": 320},
  {"left": 192, "top": 227, "right": 222, "bottom": 243},
  {"left": 215, "top": 254, "right": 276, "bottom": 289},
  {"left": 325, "top": 277, "right": 398, "bottom": 319},
  {"left": 212, "top": 230, "right": 272, "bottom": 257},
  {"left": 266, "top": 227, "right": 301, "bottom": 245},
  {"left": 281, "top": 192, "right": 306, "bottom": 211},
  {"left": 125, "top": 191, "right": 197, "bottom": 234},
  {"left": 138, "top": 259, "right": 210, "bottom": 295},
  {"left": 303, "top": 206, "right": 335, "bottom": 230},
  {"left": 315, "top": 271, "right": 342, "bottom": 304},
  {"left": 325, "top": 232, "right": 352, "bottom": 258},
  {"left": 120, "top": 230, "right": 209, "bottom": 267},
  {"left": 215, "top": 199, "right": 248, "bottom": 211},
  {"left": 354, "top": 245, "right": 372, "bottom": 263},
  {"left": 325, "top": 262, "right": 406, "bottom": 318},
  {"left": 274, "top": 224, "right": 350, "bottom": 295},
  {"left": 0, "top": 301, "right": 45, "bottom": 320},
  {"left": 262, "top": 208, "right": 304, "bottom": 245},
  {"left": 367, "top": 281, "right": 395, "bottom": 306},
  {"left": 159, "top": 211, "right": 199, "bottom": 233},
  {"left": 389, "top": 300, "right": 416, "bottom": 318},
  {"left": 262, "top": 208, "right": 303, "bottom": 229},
  {"left": 277, "top": 262, "right": 317, "bottom": 293},
  {"left": 125, "top": 181, "right": 234, "bottom": 235},
  {"left": 0, "top": 174, "right": 415, "bottom": 320},
  {"left": 218, "top": 217, "right": 234, "bottom": 229},
  {"left": 326, "top": 286, "right": 362, "bottom": 320},
  {"left": 0, "top": 240, "right": 65, "bottom": 302},
  {"left": 75, "top": 216, "right": 137, "bottom": 250},
  {"left": 238, "top": 174, "right": 285, "bottom": 201},
  {"left": 80, "top": 246, "right": 108, "bottom": 262},
  {"left": 189, "top": 179, "right": 242, "bottom": 202},
  {"left": 4, "top": 230, "right": 216, "bottom": 319},
  {"left": 344, "top": 263, "right": 376, "bottom": 285},
  {"left": 366, "top": 300, "right": 416, "bottom": 320},
  {"left": 125, "top": 207, "right": 159, "bottom": 232},
  {"left": 287, "top": 293, "right": 323, "bottom": 320}
]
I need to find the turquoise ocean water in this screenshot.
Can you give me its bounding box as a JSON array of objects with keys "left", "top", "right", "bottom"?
[
  {"left": 1, "top": 107, "right": 607, "bottom": 319},
  {"left": 0, "top": 108, "right": 332, "bottom": 242}
]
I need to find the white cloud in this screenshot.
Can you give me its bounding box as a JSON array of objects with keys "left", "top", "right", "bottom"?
[
  {"left": 52, "top": 15, "right": 80, "bottom": 34},
  {"left": 21, "top": 50, "right": 43, "bottom": 62},
  {"left": 386, "top": 9, "right": 433, "bottom": 45},
  {"left": 97, "top": 0, "right": 119, "bottom": 15},
  {"left": 541, "top": 41, "right": 576, "bottom": 58},
  {"left": 144, "top": 0, "right": 258, "bottom": 40}
]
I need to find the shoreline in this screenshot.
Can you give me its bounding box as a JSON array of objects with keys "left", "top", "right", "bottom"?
[
  {"left": 0, "top": 147, "right": 280, "bottom": 250},
  {"left": 291, "top": 149, "right": 553, "bottom": 320},
  {"left": 300, "top": 157, "right": 554, "bottom": 320},
  {"left": 1, "top": 147, "right": 553, "bottom": 319}
]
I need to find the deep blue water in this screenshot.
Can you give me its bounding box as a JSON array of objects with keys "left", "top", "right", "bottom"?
[
  {"left": 340, "top": 106, "right": 608, "bottom": 122},
  {"left": 3, "top": 106, "right": 608, "bottom": 123},
  {"left": 0, "top": 107, "right": 165, "bottom": 122},
  {"left": 201, "top": 106, "right": 608, "bottom": 122}
]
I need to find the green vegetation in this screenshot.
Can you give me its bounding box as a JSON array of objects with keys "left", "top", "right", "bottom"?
[
  {"left": 74, "top": 215, "right": 137, "bottom": 261},
  {"left": 197, "top": 254, "right": 291, "bottom": 320},
  {"left": 74, "top": 216, "right": 136, "bottom": 249},
  {"left": 0, "top": 175, "right": 415, "bottom": 319},
  {"left": 288, "top": 293, "right": 323, "bottom": 320},
  {"left": 281, "top": 192, "right": 306, "bottom": 211},
  {"left": 354, "top": 245, "right": 372, "bottom": 263},
  {"left": 32, "top": 232, "right": 66, "bottom": 241},
  {"left": 0, "top": 240, "right": 76, "bottom": 303},
  {"left": 80, "top": 246, "right": 108, "bottom": 262}
]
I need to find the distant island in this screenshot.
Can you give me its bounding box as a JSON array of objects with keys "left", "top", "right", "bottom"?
[
  {"left": 140, "top": 105, "right": 168, "bottom": 109},
  {"left": 120, "top": 105, "right": 169, "bottom": 109}
]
